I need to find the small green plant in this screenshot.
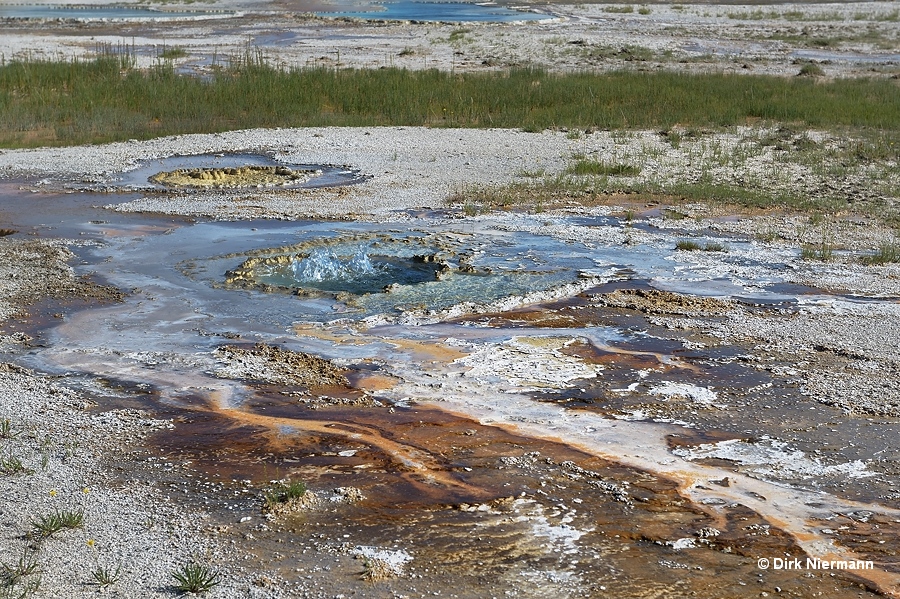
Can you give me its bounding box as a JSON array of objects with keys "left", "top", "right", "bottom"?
[
  {"left": 675, "top": 239, "right": 702, "bottom": 251},
  {"left": 798, "top": 63, "right": 825, "bottom": 77},
  {"left": 0, "top": 455, "right": 31, "bottom": 476},
  {"left": 39, "top": 437, "right": 51, "bottom": 472},
  {"left": 702, "top": 241, "right": 728, "bottom": 252},
  {"left": 86, "top": 538, "right": 122, "bottom": 589},
  {"left": 361, "top": 557, "right": 394, "bottom": 581},
  {"left": 0, "top": 573, "right": 40, "bottom": 599},
  {"left": 861, "top": 241, "right": 900, "bottom": 265},
  {"left": 603, "top": 5, "right": 634, "bottom": 13},
  {"left": 448, "top": 28, "right": 471, "bottom": 42},
  {"left": 263, "top": 479, "right": 307, "bottom": 509},
  {"left": 1, "top": 546, "right": 40, "bottom": 586},
  {"left": 158, "top": 46, "right": 188, "bottom": 60},
  {"left": 801, "top": 242, "right": 833, "bottom": 261},
  {"left": 755, "top": 229, "right": 779, "bottom": 243},
  {"left": 665, "top": 130, "right": 682, "bottom": 149},
  {"left": 567, "top": 159, "right": 640, "bottom": 177},
  {"left": 0, "top": 419, "right": 17, "bottom": 440},
  {"left": 172, "top": 563, "right": 220, "bottom": 594},
  {"left": 91, "top": 563, "right": 122, "bottom": 589},
  {"left": 638, "top": 6, "right": 651, "bottom": 15},
  {"left": 30, "top": 509, "right": 84, "bottom": 539}
]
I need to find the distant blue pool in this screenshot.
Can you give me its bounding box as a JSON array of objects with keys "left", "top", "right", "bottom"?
[
  {"left": 0, "top": 5, "right": 234, "bottom": 21},
  {"left": 318, "top": 0, "right": 550, "bottom": 22}
]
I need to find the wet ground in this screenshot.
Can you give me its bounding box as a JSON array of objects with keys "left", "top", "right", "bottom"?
[{"left": 2, "top": 152, "right": 900, "bottom": 597}]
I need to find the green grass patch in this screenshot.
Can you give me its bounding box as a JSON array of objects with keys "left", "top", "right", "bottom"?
[
  {"left": 797, "top": 63, "right": 825, "bottom": 77},
  {"left": 1, "top": 53, "right": 899, "bottom": 148},
  {"left": 158, "top": 46, "right": 188, "bottom": 60},
  {"left": 91, "top": 563, "right": 122, "bottom": 589},
  {"left": 0, "top": 419, "right": 17, "bottom": 440},
  {"left": 172, "top": 563, "right": 219, "bottom": 594},
  {"left": 448, "top": 28, "right": 471, "bottom": 42},
  {"left": 702, "top": 241, "right": 729, "bottom": 252},
  {"left": 675, "top": 239, "right": 702, "bottom": 251},
  {"left": 801, "top": 242, "right": 834, "bottom": 262},
  {"left": 1, "top": 545, "right": 41, "bottom": 597},
  {"left": 861, "top": 241, "right": 900, "bottom": 265},
  {"left": 674, "top": 240, "right": 728, "bottom": 252},
  {"left": 263, "top": 479, "right": 307, "bottom": 509},
  {"left": 0, "top": 455, "right": 31, "bottom": 475},
  {"left": 567, "top": 159, "right": 641, "bottom": 176},
  {"left": 30, "top": 509, "right": 84, "bottom": 539}
]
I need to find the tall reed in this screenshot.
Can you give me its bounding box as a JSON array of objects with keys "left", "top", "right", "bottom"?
[{"left": 1, "top": 54, "right": 898, "bottom": 147}]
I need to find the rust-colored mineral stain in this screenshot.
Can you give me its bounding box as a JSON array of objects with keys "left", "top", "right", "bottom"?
[
  {"left": 293, "top": 323, "right": 368, "bottom": 345},
  {"left": 293, "top": 323, "right": 468, "bottom": 363},
  {"left": 560, "top": 339, "right": 665, "bottom": 370},
  {"left": 380, "top": 336, "right": 468, "bottom": 363},
  {"left": 346, "top": 371, "right": 399, "bottom": 391},
  {"left": 424, "top": 406, "right": 900, "bottom": 597},
  {"left": 665, "top": 430, "right": 748, "bottom": 450},
  {"left": 207, "top": 399, "right": 480, "bottom": 495}
]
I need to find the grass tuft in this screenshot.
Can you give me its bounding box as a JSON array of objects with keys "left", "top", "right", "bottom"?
[
  {"left": 675, "top": 240, "right": 702, "bottom": 251},
  {"left": 1, "top": 546, "right": 40, "bottom": 588},
  {"left": 263, "top": 479, "right": 307, "bottom": 510},
  {"left": 0, "top": 455, "right": 31, "bottom": 476},
  {"left": 798, "top": 63, "right": 826, "bottom": 77},
  {"left": 702, "top": 241, "right": 729, "bottom": 252},
  {"left": 91, "top": 563, "right": 121, "bottom": 589},
  {"left": 801, "top": 242, "right": 834, "bottom": 262},
  {"left": 30, "top": 509, "right": 84, "bottom": 539},
  {"left": 567, "top": 159, "right": 641, "bottom": 177},
  {"left": 172, "top": 563, "right": 220, "bottom": 594},
  {"left": 861, "top": 241, "right": 900, "bottom": 265},
  {"left": 158, "top": 46, "right": 188, "bottom": 60},
  {"left": 1, "top": 56, "right": 899, "bottom": 148},
  {"left": 603, "top": 5, "right": 634, "bottom": 13},
  {"left": 362, "top": 557, "right": 395, "bottom": 581},
  {"left": 0, "top": 419, "right": 18, "bottom": 440}
]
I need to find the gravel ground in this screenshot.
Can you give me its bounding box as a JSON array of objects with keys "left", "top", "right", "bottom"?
[
  {"left": 0, "top": 241, "right": 282, "bottom": 598},
  {"left": 1, "top": 126, "right": 896, "bottom": 229},
  {"left": 1, "top": 122, "right": 899, "bottom": 596},
  {"left": 0, "top": 127, "right": 580, "bottom": 218}
]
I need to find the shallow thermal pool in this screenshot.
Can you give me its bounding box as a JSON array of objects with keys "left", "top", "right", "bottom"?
[{"left": 3, "top": 153, "right": 900, "bottom": 597}]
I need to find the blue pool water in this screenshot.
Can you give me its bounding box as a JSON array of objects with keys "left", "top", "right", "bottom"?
[{"left": 318, "top": 0, "right": 550, "bottom": 22}]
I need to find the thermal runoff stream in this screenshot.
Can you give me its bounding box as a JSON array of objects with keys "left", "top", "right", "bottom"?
[{"left": 2, "top": 153, "right": 900, "bottom": 598}]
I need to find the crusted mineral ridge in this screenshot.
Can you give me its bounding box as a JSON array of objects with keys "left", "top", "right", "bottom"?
[
  {"left": 0, "top": 237, "right": 125, "bottom": 321},
  {"left": 594, "top": 288, "right": 734, "bottom": 316},
  {"left": 214, "top": 342, "right": 348, "bottom": 388},
  {"left": 150, "top": 164, "right": 316, "bottom": 189}
]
